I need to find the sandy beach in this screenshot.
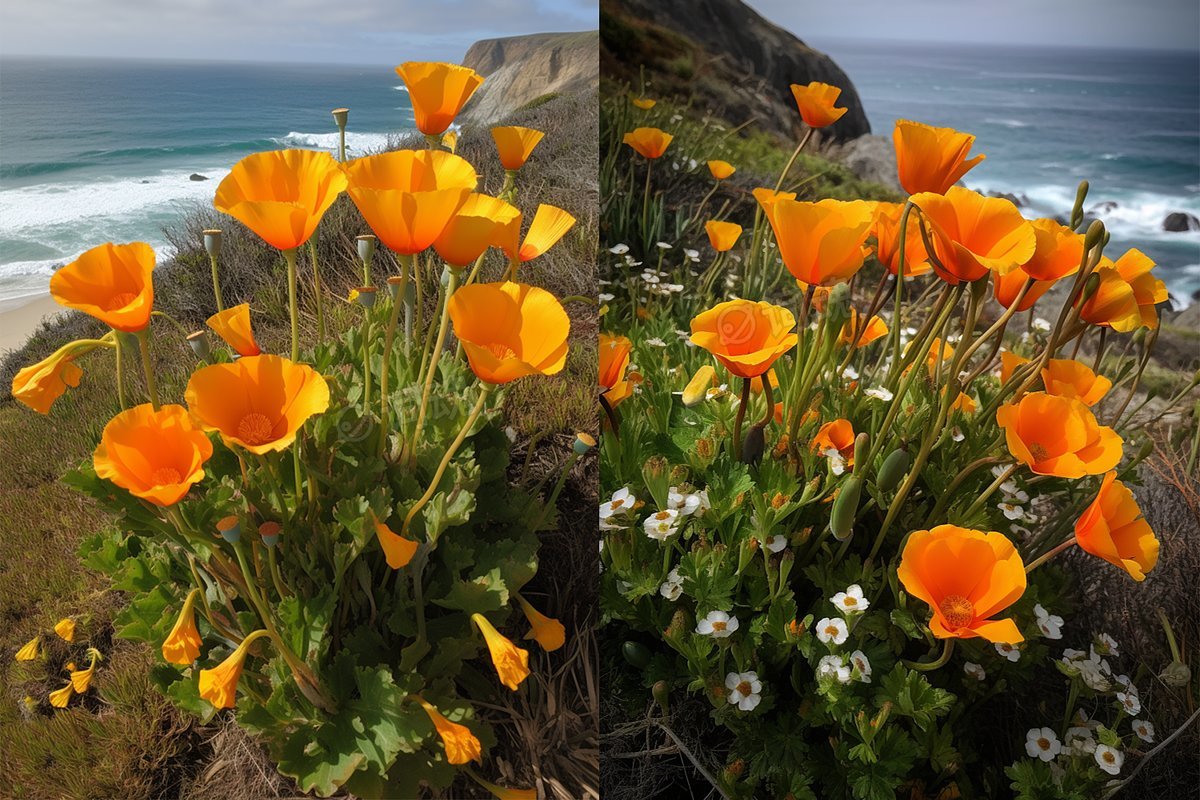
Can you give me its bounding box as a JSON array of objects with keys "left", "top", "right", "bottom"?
[{"left": 0, "top": 293, "right": 70, "bottom": 353}]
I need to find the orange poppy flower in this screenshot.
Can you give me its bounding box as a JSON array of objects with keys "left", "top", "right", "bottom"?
[
  {"left": 766, "top": 198, "right": 875, "bottom": 286},
  {"left": 1041, "top": 359, "right": 1112, "bottom": 406},
  {"left": 214, "top": 150, "right": 346, "bottom": 251},
  {"left": 49, "top": 242, "right": 155, "bottom": 332},
  {"left": 708, "top": 160, "right": 735, "bottom": 180},
  {"left": 516, "top": 595, "right": 566, "bottom": 652},
  {"left": 898, "top": 525, "right": 1026, "bottom": 644},
  {"left": 491, "top": 126, "right": 544, "bottom": 171},
  {"left": 447, "top": 282, "right": 570, "bottom": 385},
  {"left": 206, "top": 303, "right": 260, "bottom": 357},
  {"left": 93, "top": 404, "right": 213, "bottom": 507},
  {"left": 630, "top": 95, "right": 656, "bottom": 110},
  {"left": 623, "top": 127, "right": 673, "bottom": 159},
  {"left": 162, "top": 589, "right": 202, "bottom": 665},
  {"left": 1074, "top": 471, "right": 1159, "bottom": 581},
  {"left": 810, "top": 419, "right": 855, "bottom": 464},
  {"left": 790, "top": 82, "right": 848, "bottom": 128},
  {"left": 342, "top": 149, "right": 477, "bottom": 256},
  {"left": 395, "top": 62, "right": 484, "bottom": 136},
  {"left": 893, "top": 120, "right": 986, "bottom": 196},
  {"left": 996, "top": 392, "right": 1123, "bottom": 478},
  {"left": 705, "top": 220, "right": 743, "bottom": 252},
  {"left": 184, "top": 354, "right": 330, "bottom": 455},
  {"left": 1080, "top": 249, "right": 1166, "bottom": 332},
  {"left": 999, "top": 351, "right": 1031, "bottom": 383},
  {"left": 372, "top": 513, "right": 418, "bottom": 569},
  {"left": 948, "top": 390, "right": 977, "bottom": 414},
  {"left": 905, "top": 336, "right": 954, "bottom": 377},
  {"left": 690, "top": 299, "right": 797, "bottom": 379},
  {"left": 519, "top": 204, "right": 576, "bottom": 263},
  {"left": 871, "top": 201, "right": 931, "bottom": 277},
  {"left": 752, "top": 187, "right": 797, "bottom": 230},
  {"left": 1023, "top": 218, "right": 1084, "bottom": 281},
  {"left": 434, "top": 193, "right": 522, "bottom": 266},
  {"left": 198, "top": 630, "right": 268, "bottom": 709},
  {"left": 911, "top": 187, "right": 1035, "bottom": 284},
  {"left": 836, "top": 309, "right": 888, "bottom": 347},
  {"left": 599, "top": 333, "right": 634, "bottom": 407},
  {"left": 415, "top": 697, "right": 482, "bottom": 764},
  {"left": 992, "top": 264, "right": 1055, "bottom": 312},
  {"left": 749, "top": 368, "right": 778, "bottom": 395},
  {"left": 471, "top": 613, "right": 530, "bottom": 691},
  {"left": 11, "top": 339, "right": 95, "bottom": 414}
]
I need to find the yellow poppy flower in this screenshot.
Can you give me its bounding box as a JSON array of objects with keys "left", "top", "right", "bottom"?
[
  {"left": 395, "top": 62, "right": 484, "bottom": 136},
  {"left": 871, "top": 201, "right": 931, "bottom": 277},
  {"left": 11, "top": 336, "right": 111, "bottom": 414},
  {"left": 766, "top": 198, "right": 875, "bottom": 286},
  {"left": 630, "top": 95, "right": 656, "bottom": 110},
  {"left": 707, "top": 160, "right": 735, "bottom": 180},
  {"left": 447, "top": 282, "right": 570, "bottom": 385},
  {"left": 910, "top": 187, "right": 1035, "bottom": 284},
  {"left": 15, "top": 636, "right": 40, "bottom": 661},
  {"left": 516, "top": 594, "right": 566, "bottom": 652},
  {"left": 206, "top": 303, "right": 260, "bottom": 357},
  {"left": 682, "top": 364, "right": 717, "bottom": 407},
  {"left": 54, "top": 618, "right": 76, "bottom": 642},
  {"left": 49, "top": 242, "right": 155, "bottom": 332},
  {"left": 1041, "top": 359, "right": 1112, "bottom": 406},
  {"left": 599, "top": 333, "right": 635, "bottom": 408},
  {"left": 471, "top": 613, "right": 530, "bottom": 691},
  {"left": 1080, "top": 249, "right": 1167, "bottom": 332},
  {"left": 997, "top": 392, "right": 1123, "bottom": 478},
  {"left": 372, "top": 512, "right": 418, "bottom": 569},
  {"left": 705, "top": 220, "right": 742, "bottom": 252},
  {"left": 434, "top": 193, "right": 522, "bottom": 266},
  {"left": 1075, "top": 471, "right": 1159, "bottom": 581},
  {"left": 49, "top": 683, "right": 74, "bottom": 708},
  {"left": 690, "top": 299, "right": 797, "bottom": 379},
  {"left": 519, "top": 204, "right": 576, "bottom": 263},
  {"left": 93, "top": 404, "right": 214, "bottom": 507},
  {"left": 198, "top": 630, "right": 269, "bottom": 710},
  {"left": 491, "top": 126, "right": 545, "bottom": 171}
]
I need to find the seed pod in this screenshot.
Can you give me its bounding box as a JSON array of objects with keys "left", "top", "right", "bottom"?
[
  {"left": 852, "top": 432, "right": 869, "bottom": 474},
  {"left": 877, "top": 448, "right": 910, "bottom": 493},
  {"left": 652, "top": 680, "right": 669, "bottom": 714},
  {"left": 742, "top": 423, "right": 765, "bottom": 466},
  {"left": 622, "top": 641, "right": 651, "bottom": 669},
  {"left": 830, "top": 475, "right": 862, "bottom": 540}
]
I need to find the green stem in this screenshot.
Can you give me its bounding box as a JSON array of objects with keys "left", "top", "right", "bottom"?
[
  {"left": 308, "top": 240, "right": 325, "bottom": 345},
  {"left": 208, "top": 254, "right": 224, "bottom": 313},
  {"left": 641, "top": 160, "right": 653, "bottom": 247},
  {"left": 961, "top": 464, "right": 1018, "bottom": 520},
  {"left": 732, "top": 377, "right": 751, "bottom": 459},
  {"left": 412, "top": 267, "right": 460, "bottom": 449},
  {"left": 283, "top": 248, "right": 300, "bottom": 361},
  {"left": 904, "top": 639, "right": 954, "bottom": 671},
  {"left": 532, "top": 451, "right": 581, "bottom": 531},
  {"left": 378, "top": 277, "right": 405, "bottom": 457},
  {"left": 1025, "top": 538, "right": 1075, "bottom": 573},
  {"left": 135, "top": 328, "right": 159, "bottom": 410},
  {"left": 114, "top": 334, "right": 127, "bottom": 410},
  {"left": 772, "top": 127, "right": 815, "bottom": 193}
]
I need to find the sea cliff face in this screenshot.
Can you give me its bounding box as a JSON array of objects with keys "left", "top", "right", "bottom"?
[{"left": 459, "top": 31, "right": 599, "bottom": 125}]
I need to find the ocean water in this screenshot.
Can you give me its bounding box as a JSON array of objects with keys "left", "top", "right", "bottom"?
[
  {"left": 0, "top": 57, "right": 414, "bottom": 305},
  {"left": 824, "top": 40, "right": 1200, "bottom": 304}
]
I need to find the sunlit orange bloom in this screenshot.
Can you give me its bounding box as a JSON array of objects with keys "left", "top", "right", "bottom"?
[
  {"left": 893, "top": 120, "right": 986, "bottom": 195},
  {"left": 810, "top": 418, "right": 855, "bottom": 465},
  {"left": 1075, "top": 471, "right": 1159, "bottom": 581},
  {"left": 790, "top": 82, "right": 848, "bottom": 128},
  {"left": 1041, "top": 359, "right": 1112, "bottom": 406},
  {"left": 415, "top": 697, "right": 482, "bottom": 764},
  {"left": 49, "top": 242, "right": 155, "bottom": 332},
  {"left": 185, "top": 355, "right": 330, "bottom": 455},
  {"left": 163, "top": 589, "right": 203, "bottom": 665},
  {"left": 766, "top": 198, "right": 875, "bottom": 286},
  {"left": 471, "top": 613, "right": 530, "bottom": 691},
  {"left": 872, "top": 201, "right": 931, "bottom": 277},
  {"left": 54, "top": 618, "right": 76, "bottom": 642},
  {"left": 519, "top": 204, "right": 576, "bottom": 262},
  {"left": 434, "top": 193, "right": 522, "bottom": 266},
  {"left": 1024, "top": 218, "right": 1084, "bottom": 281},
  {"left": 630, "top": 95, "right": 656, "bottom": 110},
  {"left": 911, "top": 187, "right": 1035, "bottom": 284},
  {"left": 948, "top": 391, "right": 976, "bottom": 413},
  {"left": 599, "top": 333, "right": 635, "bottom": 407},
  {"left": 690, "top": 299, "right": 797, "bottom": 379},
  {"left": 999, "top": 351, "right": 1031, "bottom": 383},
  {"left": 49, "top": 683, "right": 74, "bottom": 708},
  {"left": 705, "top": 220, "right": 743, "bottom": 252},
  {"left": 448, "top": 282, "right": 569, "bottom": 385},
  {"left": 898, "top": 525, "right": 1026, "bottom": 644},
  {"left": 198, "top": 631, "right": 267, "bottom": 709},
  {"left": 992, "top": 265, "right": 1055, "bottom": 312},
  {"left": 342, "top": 149, "right": 477, "bottom": 256},
  {"left": 206, "top": 303, "right": 260, "bottom": 357},
  {"left": 623, "top": 127, "right": 673, "bottom": 159},
  {"left": 372, "top": 512, "right": 418, "bottom": 569},
  {"left": 516, "top": 595, "right": 566, "bottom": 651},
  {"left": 837, "top": 309, "right": 888, "bottom": 347},
  {"left": 794, "top": 281, "right": 832, "bottom": 312},
  {"left": 752, "top": 187, "right": 797, "bottom": 230},
  {"left": 708, "top": 160, "right": 735, "bottom": 180},
  {"left": 11, "top": 341, "right": 88, "bottom": 414},
  {"left": 491, "top": 126, "right": 544, "bottom": 171},
  {"left": 93, "top": 404, "right": 213, "bottom": 507},
  {"left": 395, "top": 62, "right": 484, "bottom": 136},
  {"left": 1080, "top": 249, "right": 1167, "bottom": 332},
  {"left": 997, "top": 392, "right": 1123, "bottom": 478},
  {"left": 214, "top": 150, "right": 346, "bottom": 251}
]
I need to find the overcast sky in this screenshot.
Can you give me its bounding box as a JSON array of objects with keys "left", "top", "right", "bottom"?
[
  {"left": 0, "top": 0, "right": 597, "bottom": 64},
  {"left": 747, "top": 0, "right": 1199, "bottom": 52}
]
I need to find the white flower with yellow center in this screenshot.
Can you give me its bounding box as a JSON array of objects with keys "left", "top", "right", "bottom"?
[
  {"left": 1132, "top": 719, "right": 1155, "bottom": 743},
  {"left": 725, "top": 671, "right": 762, "bottom": 711},
  {"left": 599, "top": 488, "right": 637, "bottom": 530},
  {"left": 831, "top": 584, "right": 869, "bottom": 614},
  {"left": 817, "top": 655, "right": 851, "bottom": 684},
  {"left": 1065, "top": 726, "right": 1096, "bottom": 755},
  {"left": 1025, "top": 727, "right": 1061, "bottom": 761},
  {"left": 816, "top": 617, "right": 849, "bottom": 646},
  {"left": 995, "top": 642, "right": 1021, "bottom": 662},
  {"left": 849, "top": 650, "right": 872, "bottom": 683},
  {"left": 963, "top": 662, "right": 986, "bottom": 681},
  {"left": 1094, "top": 744, "right": 1123, "bottom": 775},
  {"left": 696, "top": 610, "right": 738, "bottom": 638},
  {"left": 1116, "top": 690, "right": 1141, "bottom": 716},
  {"left": 643, "top": 508, "right": 680, "bottom": 541}
]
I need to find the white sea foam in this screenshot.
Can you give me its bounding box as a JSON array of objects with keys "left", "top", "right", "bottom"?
[
  {"left": 275, "top": 131, "right": 392, "bottom": 155},
  {"left": 984, "top": 117, "right": 1029, "bottom": 129},
  {"left": 393, "top": 85, "right": 409, "bottom": 92}
]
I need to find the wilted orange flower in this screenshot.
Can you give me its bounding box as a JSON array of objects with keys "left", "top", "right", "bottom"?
[
  {"left": 519, "top": 204, "right": 576, "bottom": 262},
  {"left": 599, "top": 333, "right": 635, "bottom": 407},
  {"left": 342, "top": 149, "right": 477, "bottom": 255},
  {"left": 434, "top": 193, "right": 522, "bottom": 266},
  {"left": 837, "top": 309, "right": 888, "bottom": 347},
  {"left": 163, "top": 589, "right": 203, "bottom": 665},
  {"left": 893, "top": 120, "right": 986, "bottom": 195},
  {"left": 708, "top": 160, "right": 735, "bottom": 180},
  {"left": 15, "top": 637, "right": 40, "bottom": 661},
  {"left": 198, "top": 630, "right": 268, "bottom": 709},
  {"left": 491, "top": 126, "right": 544, "bottom": 171},
  {"left": 872, "top": 201, "right": 931, "bottom": 277},
  {"left": 997, "top": 392, "right": 1123, "bottom": 478},
  {"left": 54, "top": 618, "right": 76, "bottom": 642},
  {"left": 1075, "top": 471, "right": 1159, "bottom": 581},
  {"left": 415, "top": 696, "right": 482, "bottom": 764},
  {"left": 206, "top": 303, "right": 260, "bottom": 357},
  {"left": 395, "top": 62, "right": 484, "bottom": 136},
  {"left": 705, "top": 220, "right": 743, "bottom": 252},
  {"left": 682, "top": 364, "right": 717, "bottom": 407},
  {"left": 992, "top": 264, "right": 1055, "bottom": 312},
  {"left": 471, "top": 613, "right": 530, "bottom": 691},
  {"left": 1041, "top": 359, "right": 1112, "bottom": 406},
  {"left": 11, "top": 341, "right": 88, "bottom": 414},
  {"left": 516, "top": 594, "right": 566, "bottom": 651},
  {"left": 790, "top": 82, "right": 848, "bottom": 128},
  {"left": 185, "top": 355, "right": 330, "bottom": 455},
  {"left": 69, "top": 652, "right": 99, "bottom": 693},
  {"left": 911, "top": 187, "right": 1035, "bottom": 284},
  {"left": 1080, "top": 249, "right": 1167, "bottom": 332},
  {"left": 766, "top": 198, "right": 875, "bottom": 286},
  {"left": 999, "top": 351, "right": 1031, "bottom": 383},
  {"left": 372, "top": 513, "right": 418, "bottom": 569},
  {"left": 623, "top": 127, "right": 673, "bottom": 159},
  {"left": 690, "top": 299, "right": 797, "bottom": 379},
  {"left": 214, "top": 150, "right": 346, "bottom": 251},
  {"left": 898, "top": 525, "right": 1026, "bottom": 643},
  {"left": 752, "top": 187, "right": 797, "bottom": 230},
  {"left": 49, "top": 242, "right": 155, "bottom": 332},
  {"left": 49, "top": 683, "right": 74, "bottom": 708},
  {"left": 93, "top": 404, "right": 213, "bottom": 507},
  {"left": 630, "top": 95, "right": 656, "bottom": 110},
  {"left": 448, "top": 282, "right": 570, "bottom": 384},
  {"left": 810, "top": 419, "right": 855, "bottom": 464}
]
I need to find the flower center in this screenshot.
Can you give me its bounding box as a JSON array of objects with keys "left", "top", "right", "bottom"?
[
  {"left": 736, "top": 681, "right": 752, "bottom": 696},
  {"left": 938, "top": 594, "right": 975, "bottom": 628},
  {"left": 841, "top": 597, "right": 858, "bottom": 608},
  {"left": 711, "top": 621, "right": 727, "bottom": 632},
  {"left": 486, "top": 342, "right": 518, "bottom": 361},
  {"left": 1101, "top": 751, "right": 1115, "bottom": 764},
  {"left": 824, "top": 624, "right": 840, "bottom": 637},
  {"left": 237, "top": 413, "right": 274, "bottom": 445},
  {"left": 151, "top": 467, "right": 182, "bottom": 485},
  {"left": 609, "top": 500, "right": 626, "bottom": 511},
  {"left": 106, "top": 292, "right": 138, "bottom": 310},
  {"left": 1029, "top": 443, "right": 1050, "bottom": 461},
  {"left": 1037, "top": 737, "right": 1050, "bottom": 751}
]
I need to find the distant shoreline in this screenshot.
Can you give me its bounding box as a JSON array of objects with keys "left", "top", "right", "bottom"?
[{"left": 0, "top": 292, "right": 64, "bottom": 352}]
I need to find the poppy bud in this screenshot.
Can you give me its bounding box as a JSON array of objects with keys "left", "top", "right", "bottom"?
[
  {"left": 1070, "top": 181, "right": 1089, "bottom": 230},
  {"left": 1084, "top": 219, "right": 1105, "bottom": 252},
  {"left": 622, "top": 641, "right": 651, "bottom": 669},
  {"left": 331, "top": 107, "right": 349, "bottom": 129},
  {"left": 830, "top": 476, "right": 862, "bottom": 540},
  {"left": 573, "top": 432, "right": 596, "bottom": 455},
  {"left": 825, "top": 282, "right": 852, "bottom": 331},
  {"left": 652, "top": 680, "right": 669, "bottom": 714},
  {"left": 258, "top": 521, "right": 281, "bottom": 548},
  {"left": 741, "top": 423, "right": 765, "bottom": 465},
  {"left": 852, "top": 432, "right": 869, "bottom": 475},
  {"left": 355, "top": 286, "right": 378, "bottom": 308},
  {"left": 877, "top": 448, "right": 910, "bottom": 493},
  {"left": 1161, "top": 660, "right": 1191, "bottom": 688}
]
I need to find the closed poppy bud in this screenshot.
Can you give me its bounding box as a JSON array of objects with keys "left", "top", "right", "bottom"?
[
  {"left": 206, "top": 303, "right": 260, "bottom": 357},
  {"left": 898, "top": 525, "right": 1026, "bottom": 643},
  {"left": 471, "top": 613, "right": 530, "bottom": 691},
  {"left": 623, "top": 127, "right": 673, "bottom": 159},
  {"left": 690, "top": 299, "right": 797, "bottom": 379},
  {"left": 767, "top": 199, "right": 875, "bottom": 286},
  {"left": 491, "top": 126, "right": 544, "bottom": 171},
  {"left": 573, "top": 432, "right": 596, "bottom": 455},
  {"left": 872, "top": 201, "right": 931, "bottom": 277},
  {"left": 15, "top": 636, "right": 40, "bottom": 662},
  {"left": 893, "top": 120, "right": 986, "bottom": 195},
  {"left": 163, "top": 588, "right": 203, "bottom": 665},
  {"left": 54, "top": 618, "right": 76, "bottom": 642},
  {"left": 519, "top": 204, "right": 576, "bottom": 263},
  {"left": 516, "top": 594, "right": 566, "bottom": 651},
  {"left": 1075, "top": 471, "right": 1158, "bottom": 581},
  {"left": 93, "top": 404, "right": 214, "bottom": 507},
  {"left": 187, "top": 331, "right": 212, "bottom": 360},
  {"left": 910, "top": 187, "right": 1036, "bottom": 284},
  {"left": 1041, "top": 359, "right": 1112, "bottom": 406},
  {"left": 448, "top": 282, "right": 570, "bottom": 385},
  {"left": 356, "top": 234, "right": 377, "bottom": 264},
  {"left": 49, "top": 242, "right": 156, "bottom": 332},
  {"left": 790, "top": 82, "right": 848, "bottom": 128},
  {"left": 997, "top": 392, "right": 1122, "bottom": 478},
  {"left": 707, "top": 160, "right": 735, "bottom": 180},
  {"left": 371, "top": 512, "right": 418, "bottom": 569},
  {"left": 216, "top": 515, "right": 241, "bottom": 543},
  {"left": 10, "top": 337, "right": 105, "bottom": 414},
  {"left": 705, "top": 220, "right": 742, "bottom": 252},
  {"left": 198, "top": 629, "right": 270, "bottom": 710},
  {"left": 415, "top": 696, "right": 482, "bottom": 764},
  {"left": 203, "top": 229, "right": 222, "bottom": 258},
  {"left": 396, "top": 62, "right": 483, "bottom": 136},
  {"left": 49, "top": 683, "right": 74, "bottom": 708},
  {"left": 258, "top": 521, "right": 282, "bottom": 548},
  {"left": 682, "top": 364, "right": 717, "bottom": 407}
]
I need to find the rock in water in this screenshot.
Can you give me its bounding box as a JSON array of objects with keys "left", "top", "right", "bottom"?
[
  {"left": 830, "top": 135, "right": 899, "bottom": 190},
  {"left": 1162, "top": 211, "right": 1199, "bottom": 232},
  {"left": 189, "top": 173, "right": 209, "bottom": 182},
  {"left": 1088, "top": 200, "right": 1119, "bottom": 215}
]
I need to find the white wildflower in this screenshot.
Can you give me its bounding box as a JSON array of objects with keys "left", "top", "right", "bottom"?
[
  {"left": 643, "top": 509, "right": 680, "bottom": 541},
  {"left": 830, "top": 584, "right": 869, "bottom": 614},
  {"left": 696, "top": 610, "right": 739, "bottom": 638},
  {"left": 963, "top": 662, "right": 986, "bottom": 681},
  {"left": 1094, "top": 744, "right": 1123, "bottom": 775},
  {"left": 816, "top": 617, "right": 849, "bottom": 646},
  {"left": 817, "top": 655, "right": 852, "bottom": 684},
  {"left": 1132, "top": 719, "right": 1155, "bottom": 743},
  {"left": 1025, "top": 727, "right": 1061, "bottom": 761},
  {"left": 725, "top": 671, "right": 762, "bottom": 711}
]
